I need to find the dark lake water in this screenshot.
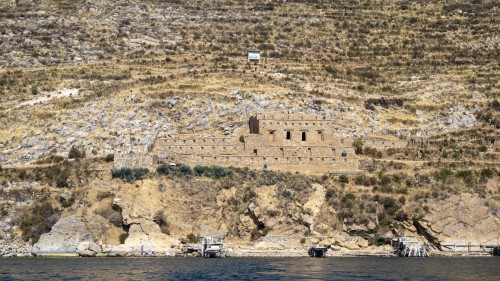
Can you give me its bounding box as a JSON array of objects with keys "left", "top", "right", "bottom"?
[{"left": 1, "top": 257, "right": 499, "bottom": 280}]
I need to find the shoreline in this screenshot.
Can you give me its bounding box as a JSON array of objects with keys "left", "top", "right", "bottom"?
[{"left": 1, "top": 251, "right": 494, "bottom": 258}]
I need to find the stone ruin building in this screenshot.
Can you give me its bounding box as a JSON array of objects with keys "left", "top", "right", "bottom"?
[{"left": 115, "top": 111, "right": 359, "bottom": 172}]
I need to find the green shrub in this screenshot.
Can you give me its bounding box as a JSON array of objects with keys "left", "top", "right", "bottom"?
[
  {"left": 68, "top": 146, "right": 84, "bottom": 159},
  {"left": 111, "top": 167, "right": 148, "bottom": 182},
  {"left": 19, "top": 202, "right": 59, "bottom": 244},
  {"left": 250, "top": 228, "right": 262, "bottom": 241},
  {"left": 194, "top": 165, "right": 205, "bottom": 175},
  {"left": 55, "top": 167, "right": 71, "bottom": 188},
  {"left": 187, "top": 233, "right": 197, "bottom": 243},
  {"left": 243, "top": 188, "right": 257, "bottom": 203},
  {"left": 300, "top": 237, "right": 306, "bottom": 244},
  {"left": 353, "top": 138, "right": 363, "bottom": 154},
  {"left": 455, "top": 170, "right": 474, "bottom": 186},
  {"left": 156, "top": 164, "right": 170, "bottom": 175},
  {"left": 213, "top": 166, "right": 226, "bottom": 178},
  {"left": 119, "top": 232, "right": 129, "bottom": 244},
  {"left": 179, "top": 164, "right": 192, "bottom": 175},
  {"left": 105, "top": 154, "right": 114, "bottom": 162},
  {"left": 339, "top": 175, "right": 349, "bottom": 183},
  {"left": 379, "top": 197, "right": 399, "bottom": 215},
  {"left": 378, "top": 173, "right": 392, "bottom": 187},
  {"left": 433, "top": 168, "right": 453, "bottom": 183},
  {"left": 96, "top": 191, "right": 114, "bottom": 201},
  {"left": 325, "top": 189, "right": 335, "bottom": 200},
  {"left": 379, "top": 216, "right": 390, "bottom": 226},
  {"left": 60, "top": 197, "right": 75, "bottom": 208},
  {"left": 341, "top": 193, "right": 356, "bottom": 203},
  {"left": 480, "top": 168, "right": 494, "bottom": 181}
]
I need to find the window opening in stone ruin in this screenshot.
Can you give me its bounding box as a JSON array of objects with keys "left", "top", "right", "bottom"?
[
  {"left": 254, "top": 149, "right": 257, "bottom": 155},
  {"left": 318, "top": 130, "right": 323, "bottom": 141},
  {"left": 302, "top": 132, "right": 307, "bottom": 141},
  {"left": 269, "top": 130, "right": 275, "bottom": 141},
  {"left": 280, "top": 147, "right": 284, "bottom": 156},
  {"left": 308, "top": 147, "right": 312, "bottom": 156},
  {"left": 286, "top": 131, "right": 291, "bottom": 140},
  {"left": 332, "top": 148, "right": 336, "bottom": 152}
]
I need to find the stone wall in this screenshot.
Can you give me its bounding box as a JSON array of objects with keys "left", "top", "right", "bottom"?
[
  {"left": 114, "top": 153, "right": 153, "bottom": 168},
  {"left": 157, "top": 153, "right": 359, "bottom": 170},
  {"left": 363, "top": 139, "right": 407, "bottom": 149}
]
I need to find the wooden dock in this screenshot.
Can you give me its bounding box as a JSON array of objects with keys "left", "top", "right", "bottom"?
[{"left": 440, "top": 243, "right": 500, "bottom": 256}]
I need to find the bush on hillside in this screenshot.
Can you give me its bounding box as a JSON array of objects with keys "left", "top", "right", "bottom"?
[{"left": 111, "top": 167, "right": 149, "bottom": 182}]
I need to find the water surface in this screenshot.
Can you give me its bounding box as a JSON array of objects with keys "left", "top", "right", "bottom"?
[{"left": 1, "top": 257, "right": 498, "bottom": 280}]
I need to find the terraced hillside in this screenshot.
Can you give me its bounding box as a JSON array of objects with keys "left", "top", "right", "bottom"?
[{"left": 0, "top": 0, "right": 498, "bottom": 256}]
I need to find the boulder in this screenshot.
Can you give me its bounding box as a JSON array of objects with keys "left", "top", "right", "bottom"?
[{"left": 78, "top": 250, "right": 96, "bottom": 257}]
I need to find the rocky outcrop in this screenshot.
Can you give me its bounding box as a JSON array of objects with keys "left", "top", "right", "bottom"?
[
  {"left": 32, "top": 215, "right": 95, "bottom": 255},
  {"left": 416, "top": 193, "right": 500, "bottom": 247}
]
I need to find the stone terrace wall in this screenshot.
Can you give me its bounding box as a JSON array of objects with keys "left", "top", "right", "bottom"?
[
  {"left": 114, "top": 153, "right": 153, "bottom": 168},
  {"left": 364, "top": 139, "right": 407, "bottom": 149},
  {"left": 157, "top": 154, "right": 359, "bottom": 170}
]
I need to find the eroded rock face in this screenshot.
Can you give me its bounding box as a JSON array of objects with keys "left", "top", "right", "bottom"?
[
  {"left": 419, "top": 193, "right": 500, "bottom": 245},
  {"left": 107, "top": 196, "right": 179, "bottom": 255},
  {"left": 32, "top": 215, "right": 92, "bottom": 255}
]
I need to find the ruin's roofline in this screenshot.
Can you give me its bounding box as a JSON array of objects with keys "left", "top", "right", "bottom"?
[
  {"left": 157, "top": 135, "right": 234, "bottom": 140},
  {"left": 257, "top": 118, "right": 333, "bottom": 122}
]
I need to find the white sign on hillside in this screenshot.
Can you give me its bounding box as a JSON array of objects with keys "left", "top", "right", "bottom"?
[{"left": 248, "top": 50, "right": 260, "bottom": 61}]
